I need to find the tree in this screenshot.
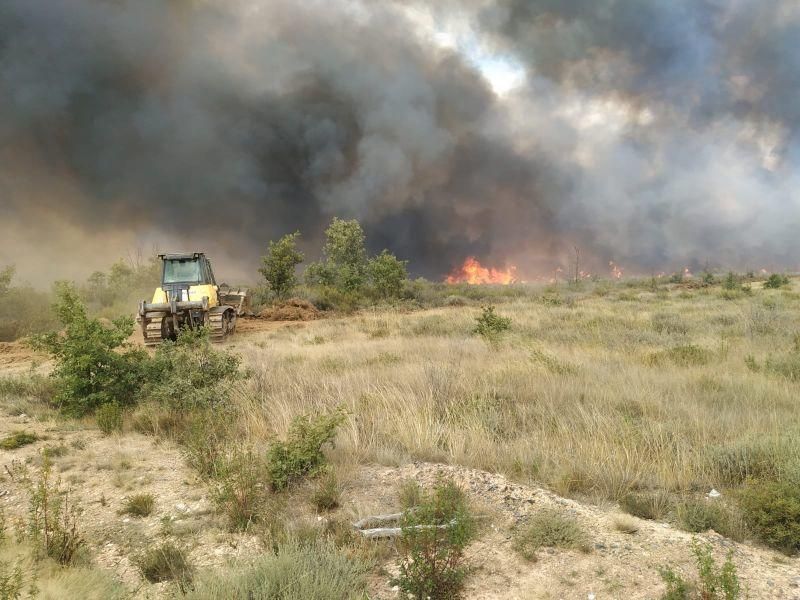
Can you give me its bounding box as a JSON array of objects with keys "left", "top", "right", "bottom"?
[
  {"left": 0, "top": 265, "right": 13, "bottom": 296},
  {"left": 306, "top": 218, "right": 368, "bottom": 293},
  {"left": 259, "top": 232, "right": 304, "bottom": 300},
  {"left": 369, "top": 250, "right": 408, "bottom": 299}
]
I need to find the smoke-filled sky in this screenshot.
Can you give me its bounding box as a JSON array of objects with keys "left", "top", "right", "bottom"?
[{"left": 1, "top": 0, "right": 799, "bottom": 284}]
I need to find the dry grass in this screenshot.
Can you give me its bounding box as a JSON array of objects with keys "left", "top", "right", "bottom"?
[
  {"left": 227, "top": 280, "right": 800, "bottom": 504},
  {"left": 613, "top": 514, "right": 640, "bottom": 534}
]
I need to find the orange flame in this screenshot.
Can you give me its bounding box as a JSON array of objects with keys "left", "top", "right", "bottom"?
[
  {"left": 609, "top": 261, "right": 624, "bottom": 279},
  {"left": 445, "top": 257, "right": 517, "bottom": 285}
]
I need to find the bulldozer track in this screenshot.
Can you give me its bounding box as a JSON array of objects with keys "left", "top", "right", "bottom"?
[{"left": 140, "top": 308, "right": 236, "bottom": 346}]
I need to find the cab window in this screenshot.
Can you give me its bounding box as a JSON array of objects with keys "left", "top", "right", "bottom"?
[{"left": 163, "top": 260, "right": 201, "bottom": 284}]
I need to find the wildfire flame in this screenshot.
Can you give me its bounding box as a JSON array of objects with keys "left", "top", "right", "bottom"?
[
  {"left": 609, "top": 261, "right": 624, "bottom": 279},
  {"left": 445, "top": 257, "right": 517, "bottom": 285}
]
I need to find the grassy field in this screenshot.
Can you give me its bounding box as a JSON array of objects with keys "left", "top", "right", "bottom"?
[
  {"left": 234, "top": 278, "right": 800, "bottom": 503},
  {"left": 3, "top": 275, "right": 800, "bottom": 598}
]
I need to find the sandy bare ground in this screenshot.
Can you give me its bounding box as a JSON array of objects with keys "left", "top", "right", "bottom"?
[{"left": 349, "top": 463, "right": 800, "bottom": 600}]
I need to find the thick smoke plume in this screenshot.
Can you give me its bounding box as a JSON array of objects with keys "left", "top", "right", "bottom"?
[{"left": 1, "top": 0, "right": 799, "bottom": 283}]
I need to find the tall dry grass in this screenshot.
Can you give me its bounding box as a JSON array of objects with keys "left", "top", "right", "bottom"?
[{"left": 230, "top": 281, "right": 800, "bottom": 502}]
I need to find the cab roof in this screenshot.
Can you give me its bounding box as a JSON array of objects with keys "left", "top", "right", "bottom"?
[{"left": 159, "top": 253, "right": 206, "bottom": 261}]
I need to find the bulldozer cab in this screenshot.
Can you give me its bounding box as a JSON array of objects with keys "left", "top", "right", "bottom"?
[{"left": 161, "top": 253, "right": 216, "bottom": 286}]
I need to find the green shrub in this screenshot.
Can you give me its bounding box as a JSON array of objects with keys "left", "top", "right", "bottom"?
[
  {"left": 393, "top": 479, "right": 475, "bottom": 600},
  {"left": 659, "top": 565, "right": 691, "bottom": 600},
  {"left": 722, "top": 272, "right": 740, "bottom": 291},
  {"left": 675, "top": 499, "right": 744, "bottom": 541},
  {"left": 30, "top": 285, "right": 148, "bottom": 416},
  {"left": 0, "top": 558, "right": 24, "bottom": 600},
  {"left": 474, "top": 305, "right": 511, "bottom": 339},
  {"left": 305, "top": 218, "right": 368, "bottom": 295},
  {"left": 764, "top": 273, "right": 790, "bottom": 289},
  {"left": 259, "top": 232, "right": 304, "bottom": 301},
  {"left": 95, "top": 403, "right": 123, "bottom": 435},
  {"left": 658, "top": 540, "right": 741, "bottom": 599},
  {"left": 185, "top": 539, "right": 367, "bottom": 600},
  {"left": 737, "top": 480, "right": 800, "bottom": 554},
  {"left": 0, "top": 431, "right": 38, "bottom": 450},
  {"left": 122, "top": 493, "right": 155, "bottom": 518},
  {"left": 620, "top": 491, "right": 673, "bottom": 521},
  {"left": 142, "top": 328, "right": 241, "bottom": 411},
  {"left": 368, "top": 250, "right": 408, "bottom": 299},
  {"left": 512, "top": 509, "right": 591, "bottom": 561},
  {"left": 266, "top": 409, "right": 346, "bottom": 491},
  {"left": 135, "top": 542, "right": 193, "bottom": 587}
]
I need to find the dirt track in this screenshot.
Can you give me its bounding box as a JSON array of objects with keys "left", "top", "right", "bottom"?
[{"left": 0, "top": 316, "right": 300, "bottom": 376}]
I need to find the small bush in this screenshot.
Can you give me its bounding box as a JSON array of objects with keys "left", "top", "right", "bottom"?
[
  {"left": 675, "top": 499, "right": 744, "bottom": 541},
  {"left": 445, "top": 295, "right": 467, "bottom": 307},
  {"left": 764, "top": 273, "right": 790, "bottom": 289},
  {"left": 212, "top": 448, "right": 272, "bottom": 531},
  {"left": 311, "top": 469, "right": 340, "bottom": 512},
  {"left": 179, "top": 408, "right": 229, "bottom": 479},
  {"left": 658, "top": 540, "right": 741, "bottom": 600},
  {"left": 737, "top": 480, "right": 800, "bottom": 554},
  {"left": 398, "top": 480, "right": 424, "bottom": 510},
  {"left": 30, "top": 285, "right": 148, "bottom": 416},
  {"left": 368, "top": 250, "right": 408, "bottom": 299},
  {"left": 259, "top": 231, "right": 304, "bottom": 301},
  {"left": 651, "top": 313, "right": 689, "bottom": 335},
  {"left": 26, "top": 457, "right": 85, "bottom": 565},
  {"left": 185, "top": 539, "right": 367, "bottom": 600},
  {"left": 393, "top": 479, "right": 475, "bottom": 600},
  {"left": 722, "top": 272, "right": 739, "bottom": 291},
  {"left": 266, "top": 409, "right": 346, "bottom": 491},
  {"left": 763, "top": 352, "right": 800, "bottom": 381},
  {"left": 136, "top": 542, "right": 193, "bottom": 587},
  {"left": 0, "top": 558, "right": 25, "bottom": 600},
  {"left": 708, "top": 441, "right": 784, "bottom": 485},
  {"left": 613, "top": 514, "right": 640, "bottom": 534},
  {"left": 659, "top": 565, "right": 691, "bottom": 600},
  {"left": 512, "top": 509, "right": 590, "bottom": 561},
  {"left": 142, "top": 328, "right": 241, "bottom": 411},
  {"left": 474, "top": 305, "right": 511, "bottom": 339},
  {"left": 122, "top": 493, "right": 155, "bottom": 518},
  {"left": 620, "top": 491, "right": 673, "bottom": 521},
  {"left": 0, "top": 374, "right": 55, "bottom": 403},
  {"left": 96, "top": 403, "right": 123, "bottom": 435},
  {"left": 0, "top": 431, "right": 38, "bottom": 450},
  {"left": 647, "top": 345, "right": 711, "bottom": 367}
]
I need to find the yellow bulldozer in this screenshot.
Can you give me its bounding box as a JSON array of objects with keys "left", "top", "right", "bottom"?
[{"left": 137, "top": 253, "right": 248, "bottom": 346}]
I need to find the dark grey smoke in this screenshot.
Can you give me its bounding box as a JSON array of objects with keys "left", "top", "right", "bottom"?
[{"left": 1, "top": 0, "right": 799, "bottom": 281}]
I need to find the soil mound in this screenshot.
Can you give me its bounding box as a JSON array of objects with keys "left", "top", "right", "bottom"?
[{"left": 258, "top": 298, "right": 320, "bottom": 321}]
